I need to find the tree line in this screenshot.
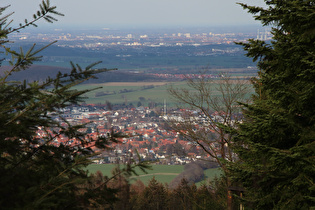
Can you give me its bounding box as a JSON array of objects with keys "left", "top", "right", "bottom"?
[{"left": 90, "top": 173, "right": 228, "bottom": 210}]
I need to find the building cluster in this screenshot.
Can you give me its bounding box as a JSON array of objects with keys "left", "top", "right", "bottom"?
[
  {"left": 10, "top": 28, "right": 271, "bottom": 50},
  {"left": 148, "top": 73, "right": 219, "bottom": 80},
  {"left": 37, "top": 104, "right": 223, "bottom": 165}
]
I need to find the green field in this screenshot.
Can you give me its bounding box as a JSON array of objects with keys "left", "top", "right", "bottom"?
[
  {"left": 76, "top": 82, "right": 177, "bottom": 105},
  {"left": 198, "top": 167, "right": 223, "bottom": 186},
  {"left": 76, "top": 80, "right": 253, "bottom": 106},
  {"left": 87, "top": 164, "right": 221, "bottom": 186}
]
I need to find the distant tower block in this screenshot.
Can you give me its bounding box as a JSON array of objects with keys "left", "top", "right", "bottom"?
[
  {"left": 164, "top": 99, "right": 167, "bottom": 116},
  {"left": 257, "top": 29, "right": 268, "bottom": 40}
]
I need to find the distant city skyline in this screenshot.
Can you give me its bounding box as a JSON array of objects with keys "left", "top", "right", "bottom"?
[{"left": 2, "top": 0, "right": 265, "bottom": 29}]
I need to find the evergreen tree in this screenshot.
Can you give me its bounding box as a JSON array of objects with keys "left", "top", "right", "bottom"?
[
  {"left": 135, "top": 177, "right": 168, "bottom": 210},
  {"left": 171, "top": 179, "right": 197, "bottom": 210},
  {"left": 0, "top": 1, "right": 148, "bottom": 209},
  {"left": 196, "top": 184, "right": 225, "bottom": 210},
  {"left": 229, "top": 1, "right": 315, "bottom": 209}
]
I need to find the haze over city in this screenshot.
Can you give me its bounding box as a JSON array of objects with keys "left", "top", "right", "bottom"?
[{"left": 4, "top": 0, "right": 265, "bottom": 28}]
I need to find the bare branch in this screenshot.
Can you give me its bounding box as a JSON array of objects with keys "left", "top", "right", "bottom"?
[{"left": 168, "top": 72, "right": 252, "bottom": 172}]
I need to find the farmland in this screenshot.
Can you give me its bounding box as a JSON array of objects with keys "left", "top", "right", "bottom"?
[
  {"left": 76, "top": 81, "right": 175, "bottom": 105},
  {"left": 75, "top": 77, "right": 253, "bottom": 106}
]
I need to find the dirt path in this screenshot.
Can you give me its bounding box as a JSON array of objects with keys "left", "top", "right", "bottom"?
[{"left": 131, "top": 173, "right": 179, "bottom": 178}]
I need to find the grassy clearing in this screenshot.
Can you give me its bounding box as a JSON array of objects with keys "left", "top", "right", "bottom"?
[
  {"left": 86, "top": 164, "right": 221, "bottom": 186},
  {"left": 87, "top": 164, "right": 184, "bottom": 177},
  {"left": 196, "top": 168, "right": 222, "bottom": 187},
  {"left": 87, "top": 164, "right": 183, "bottom": 185}
]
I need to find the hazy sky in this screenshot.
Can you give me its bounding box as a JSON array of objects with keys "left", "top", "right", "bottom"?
[{"left": 2, "top": 0, "right": 265, "bottom": 28}]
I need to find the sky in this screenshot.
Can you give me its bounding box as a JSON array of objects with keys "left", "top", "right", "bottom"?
[{"left": 2, "top": 0, "right": 265, "bottom": 29}]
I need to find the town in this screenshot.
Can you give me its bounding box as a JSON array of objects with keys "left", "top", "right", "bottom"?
[{"left": 38, "top": 103, "right": 226, "bottom": 165}]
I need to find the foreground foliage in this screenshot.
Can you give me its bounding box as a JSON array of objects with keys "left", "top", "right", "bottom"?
[
  {"left": 120, "top": 177, "right": 226, "bottom": 210},
  {"left": 0, "top": 1, "right": 149, "bottom": 209},
  {"left": 229, "top": 1, "right": 315, "bottom": 209},
  {"left": 168, "top": 70, "right": 251, "bottom": 210}
]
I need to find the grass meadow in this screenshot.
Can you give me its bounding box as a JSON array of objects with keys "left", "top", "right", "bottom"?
[{"left": 87, "top": 164, "right": 221, "bottom": 186}]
